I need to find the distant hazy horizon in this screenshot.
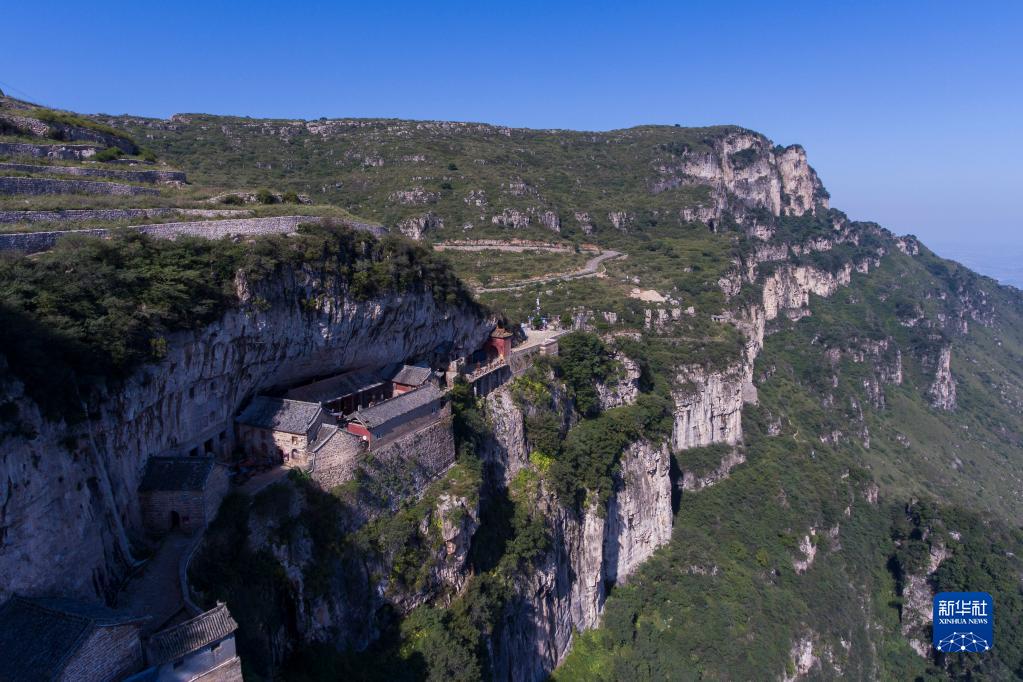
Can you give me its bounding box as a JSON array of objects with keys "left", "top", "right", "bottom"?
[{"left": 926, "top": 239, "right": 1023, "bottom": 289}]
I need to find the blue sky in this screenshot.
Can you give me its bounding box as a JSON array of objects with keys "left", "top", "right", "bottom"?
[{"left": 3, "top": 1, "right": 1021, "bottom": 269}]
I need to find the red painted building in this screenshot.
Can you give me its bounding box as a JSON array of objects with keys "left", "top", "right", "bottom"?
[{"left": 484, "top": 328, "right": 513, "bottom": 360}]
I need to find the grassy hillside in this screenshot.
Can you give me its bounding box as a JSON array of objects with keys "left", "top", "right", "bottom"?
[
  {"left": 107, "top": 113, "right": 732, "bottom": 240},
  {"left": 557, "top": 245, "right": 1023, "bottom": 679}
]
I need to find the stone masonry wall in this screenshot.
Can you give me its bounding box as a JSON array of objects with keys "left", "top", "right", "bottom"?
[
  {"left": 0, "top": 161, "right": 186, "bottom": 184},
  {"left": 0, "top": 141, "right": 102, "bottom": 160},
  {"left": 0, "top": 207, "right": 245, "bottom": 225},
  {"left": 0, "top": 176, "right": 159, "bottom": 196},
  {"left": 373, "top": 411, "right": 456, "bottom": 481},
  {"left": 0, "top": 216, "right": 329, "bottom": 254},
  {"left": 310, "top": 436, "right": 366, "bottom": 490},
  {"left": 142, "top": 489, "right": 207, "bottom": 533}
]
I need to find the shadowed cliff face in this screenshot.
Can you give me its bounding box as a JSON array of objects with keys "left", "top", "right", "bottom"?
[{"left": 0, "top": 264, "right": 490, "bottom": 604}]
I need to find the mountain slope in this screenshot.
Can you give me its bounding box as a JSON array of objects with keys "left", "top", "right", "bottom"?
[{"left": 2, "top": 102, "right": 1022, "bottom": 680}]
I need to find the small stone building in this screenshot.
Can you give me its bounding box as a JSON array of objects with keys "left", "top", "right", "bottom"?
[
  {"left": 0, "top": 596, "right": 146, "bottom": 681},
  {"left": 389, "top": 364, "right": 435, "bottom": 394},
  {"left": 141, "top": 603, "right": 241, "bottom": 682},
  {"left": 139, "top": 457, "right": 230, "bottom": 534},
  {"left": 346, "top": 383, "right": 445, "bottom": 446},
  {"left": 235, "top": 396, "right": 331, "bottom": 465}
]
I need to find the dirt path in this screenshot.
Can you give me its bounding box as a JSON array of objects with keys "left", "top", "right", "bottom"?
[{"left": 434, "top": 242, "right": 624, "bottom": 292}]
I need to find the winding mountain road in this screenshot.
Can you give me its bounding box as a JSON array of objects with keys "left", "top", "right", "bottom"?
[{"left": 434, "top": 242, "right": 624, "bottom": 292}]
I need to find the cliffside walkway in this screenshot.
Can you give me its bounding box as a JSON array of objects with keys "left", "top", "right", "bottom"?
[
  {"left": 115, "top": 532, "right": 194, "bottom": 635},
  {"left": 433, "top": 242, "right": 624, "bottom": 293}
]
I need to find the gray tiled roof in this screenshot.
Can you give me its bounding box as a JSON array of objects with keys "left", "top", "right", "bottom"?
[
  {"left": 352, "top": 384, "right": 443, "bottom": 429},
  {"left": 235, "top": 396, "right": 324, "bottom": 434},
  {"left": 286, "top": 369, "right": 385, "bottom": 404},
  {"left": 139, "top": 457, "right": 215, "bottom": 492},
  {"left": 390, "top": 364, "right": 433, "bottom": 387},
  {"left": 0, "top": 596, "right": 144, "bottom": 681},
  {"left": 146, "top": 603, "right": 238, "bottom": 665}
]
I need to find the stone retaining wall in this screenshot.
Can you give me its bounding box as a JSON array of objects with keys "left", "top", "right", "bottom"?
[
  {"left": 0, "top": 176, "right": 159, "bottom": 196},
  {"left": 136, "top": 215, "right": 320, "bottom": 240},
  {"left": 0, "top": 162, "right": 186, "bottom": 184},
  {"left": 0, "top": 141, "right": 102, "bottom": 160},
  {"left": 0, "top": 215, "right": 326, "bottom": 254},
  {"left": 373, "top": 411, "right": 456, "bottom": 479},
  {"left": 0, "top": 207, "right": 247, "bottom": 225}
]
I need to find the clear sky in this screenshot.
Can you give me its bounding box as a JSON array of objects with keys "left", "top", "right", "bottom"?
[{"left": 3, "top": 1, "right": 1021, "bottom": 273}]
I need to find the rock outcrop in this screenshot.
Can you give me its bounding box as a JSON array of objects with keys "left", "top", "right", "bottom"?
[
  {"left": 927, "top": 345, "right": 957, "bottom": 411},
  {"left": 672, "top": 363, "right": 756, "bottom": 450},
  {"left": 654, "top": 131, "right": 829, "bottom": 227},
  {"left": 397, "top": 211, "right": 444, "bottom": 240},
  {"left": 481, "top": 388, "right": 673, "bottom": 681}
]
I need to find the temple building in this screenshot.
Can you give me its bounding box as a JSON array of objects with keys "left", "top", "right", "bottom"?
[
  {"left": 0, "top": 596, "right": 146, "bottom": 681},
  {"left": 285, "top": 369, "right": 389, "bottom": 415},
  {"left": 389, "top": 364, "right": 435, "bottom": 394},
  {"left": 235, "top": 396, "right": 331, "bottom": 465},
  {"left": 139, "top": 457, "right": 230, "bottom": 534},
  {"left": 345, "top": 383, "right": 445, "bottom": 446},
  {"left": 141, "top": 603, "right": 241, "bottom": 681}
]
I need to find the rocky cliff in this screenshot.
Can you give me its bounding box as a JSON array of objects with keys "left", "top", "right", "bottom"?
[
  {"left": 482, "top": 389, "right": 673, "bottom": 681},
  {"left": 0, "top": 266, "right": 489, "bottom": 604},
  {"left": 658, "top": 130, "right": 829, "bottom": 229}
]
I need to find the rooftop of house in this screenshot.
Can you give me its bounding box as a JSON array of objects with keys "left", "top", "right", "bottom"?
[
  {"left": 139, "top": 457, "right": 216, "bottom": 493},
  {"left": 351, "top": 383, "right": 444, "bottom": 430},
  {"left": 0, "top": 596, "right": 145, "bottom": 681},
  {"left": 390, "top": 364, "right": 434, "bottom": 387},
  {"left": 490, "top": 328, "right": 513, "bottom": 339},
  {"left": 285, "top": 369, "right": 387, "bottom": 404},
  {"left": 146, "top": 603, "right": 238, "bottom": 666},
  {"left": 235, "top": 396, "right": 324, "bottom": 434}
]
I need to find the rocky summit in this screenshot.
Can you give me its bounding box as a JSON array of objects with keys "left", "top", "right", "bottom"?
[{"left": 1, "top": 92, "right": 1022, "bottom": 682}]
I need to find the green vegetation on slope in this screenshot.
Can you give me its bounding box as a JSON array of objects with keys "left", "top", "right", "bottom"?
[
  {"left": 107, "top": 113, "right": 736, "bottom": 242},
  {"left": 556, "top": 239, "right": 1023, "bottom": 680},
  {"left": 0, "top": 222, "right": 476, "bottom": 422}
]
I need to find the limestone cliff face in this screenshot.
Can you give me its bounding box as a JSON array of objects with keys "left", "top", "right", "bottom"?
[
  {"left": 0, "top": 269, "right": 489, "bottom": 604},
  {"left": 762, "top": 263, "right": 852, "bottom": 321},
  {"left": 482, "top": 388, "right": 673, "bottom": 682},
  {"left": 656, "top": 130, "right": 828, "bottom": 227},
  {"left": 672, "top": 363, "right": 756, "bottom": 450},
  {"left": 927, "top": 345, "right": 957, "bottom": 411}
]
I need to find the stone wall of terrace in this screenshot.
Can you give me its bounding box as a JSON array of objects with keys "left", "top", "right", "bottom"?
[
  {"left": 0, "top": 141, "right": 103, "bottom": 160},
  {"left": 0, "top": 207, "right": 246, "bottom": 225},
  {"left": 0, "top": 176, "right": 159, "bottom": 196},
  {"left": 0, "top": 162, "right": 186, "bottom": 184},
  {"left": 0, "top": 215, "right": 390, "bottom": 254}
]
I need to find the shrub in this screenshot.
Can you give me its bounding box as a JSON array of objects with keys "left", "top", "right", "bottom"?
[
  {"left": 282, "top": 190, "right": 300, "bottom": 204},
  {"left": 221, "top": 194, "right": 246, "bottom": 206},
  {"left": 256, "top": 188, "right": 277, "bottom": 204},
  {"left": 94, "top": 146, "right": 122, "bottom": 162},
  {"left": 558, "top": 331, "right": 616, "bottom": 417}
]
